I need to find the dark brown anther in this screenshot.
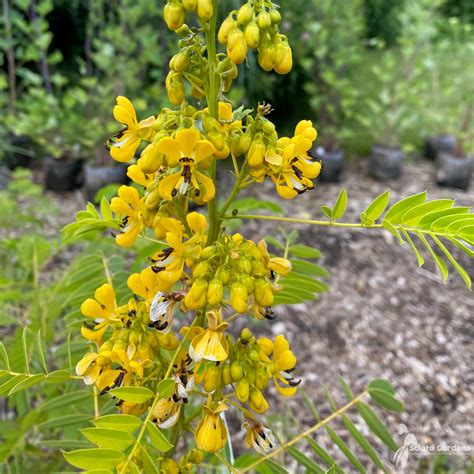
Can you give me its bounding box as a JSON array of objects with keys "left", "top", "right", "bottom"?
[
  {"left": 83, "top": 321, "right": 96, "bottom": 329},
  {"left": 289, "top": 378, "right": 301, "bottom": 387}
]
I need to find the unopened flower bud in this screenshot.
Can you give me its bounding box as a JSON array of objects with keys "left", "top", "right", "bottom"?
[
  {"left": 227, "top": 28, "right": 248, "bottom": 65},
  {"left": 182, "top": 0, "right": 197, "bottom": 10},
  {"left": 184, "top": 278, "right": 208, "bottom": 309},
  {"left": 201, "top": 245, "right": 217, "bottom": 260},
  {"left": 244, "top": 22, "right": 260, "bottom": 48},
  {"left": 254, "top": 279, "right": 274, "bottom": 307},
  {"left": 274, "top": 42, "right": 292, "bottom": 75},
  {"left": 222, "top": 365, "right": 232, "bottom": 385},
  {"left": 197, "top": 0, "right": 213, "bottom": 21},
  {"left": 193, "top": 261, "right": 211, "bottom": 279},
  {"left": 172, "top": 51, "right": 191, "bottom": 72},
  {"left": 241, "top": 328, "right": 252, "bottom": 341},
  {"left": 247, "top": 138, "right": 266, "bottom": 168},
  {"left": 249, "top": 388, "right": 268, "bottom": 413},
  {"left": 218, "top": 15, "right": 236, "bottom": 44},
  {"left": 269, "top": 9, "right": 281, "bottom": 24},
  {"left": 203, "top": 365, "right": 221, "bottom": 392},
  {"left": 256, "top": 11, "right": 271, "bottom": 29},
  {"left": 230, "top": 282, "right": 248, "bottom": 313},
  {"left": 207, "top": 278, "right": 224, "bottom": 305},
  {"left": 258, "top": 43, "right": 275, "bottom": 71},
  {"left": 236, "top": 378, "right": 249, "bottom": 402},
  {"left": 164, "top": 1, "right": 185, "bottom": 31},
  {"left": 231, "top": 361, "right": 244, "bottom": 381},
  {"left": 237, "top": 3, "right": 254, "bottom": 24}
]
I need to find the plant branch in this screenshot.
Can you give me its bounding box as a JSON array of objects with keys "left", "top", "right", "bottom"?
[
  {"left": 223, "top": 213, "right": 462, "bottom": 240},
  {"left": 204, "top": 0, "right": 220, "bottom": 246},
  {"left": 239, "top": 390, "right": 368, "bottom": 472},
  {"left": 119, "top": 317, "right": 198, "bottom": 473}
]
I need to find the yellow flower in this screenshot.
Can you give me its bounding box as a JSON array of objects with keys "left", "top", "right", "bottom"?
[
  {"left": 152, "top": 397, "right": 182, "bottom": 428},
  {"left": 243, "top": 419, "right": 276, "bottom": 454},
  {"left": 110, "top": 185, "right": 144, "bottom": 247},
  {"left": 127, "top": 267, "right": 161, "bottom": 303},
  {"left": 75, "top": 352, "right": 101, "bottom": 385},
  {"left": 80, "top": 284, "right": 118, "bottom": 341},
  {"left": 195, "top": 403, "right": 228, "bottom": 453},
  {"left": 156, "top": 128, "right": 216, "bottom": 203},
  {"left": 257, "top": 239, "right": 292, "bottom": 277},
  {"left": 109, "top": 96, "right": 154, "bottom": 163},
  {"left": 94, "top": 344, "right": 153, "bottom": 395},
  {"left": 81, "top": 283, "right": 117, "bottom": 320},
  {"left": 271, "top": 335, "right": 300, "bottom": 396},
  {"left": 151, "top": 213, "right": 206, "bottom": 290},
  {"left": 264, "top": 121, "right": 321, "bottom": 199},
  {"left": 190, "top": 309, "right": 229, "bottom": 362},
  {"left": 127, "top": 164, "right": 154, "bottom": 188}
]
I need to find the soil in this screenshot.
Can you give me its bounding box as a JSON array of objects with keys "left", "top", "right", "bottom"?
[
  {"left": 26, "top": 160, "right": 474, "bottom": 472},
  {"left": 237, "top": 159, "right": 474, "bottom": 472}
]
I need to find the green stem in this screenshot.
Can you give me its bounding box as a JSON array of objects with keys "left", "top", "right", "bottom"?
[
  {"left": 224, "top": 213, "right": 375, "bottom": 228},
  {"left": 119, "top": 317, "right": 198, "bottom": 473},
  {"left": 218, "top": 161, "right": 248, "bottom": 220},
  {"left": 223, "top": 213, "right": 460, "bottom": 240},
  {"left": 204, "top": 0, "right": 220, "bottom": 246}
]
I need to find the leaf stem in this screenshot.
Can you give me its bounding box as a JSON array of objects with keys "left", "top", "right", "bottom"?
[{"left": 239, "top": 391, "right": 368, "bottom": 472}]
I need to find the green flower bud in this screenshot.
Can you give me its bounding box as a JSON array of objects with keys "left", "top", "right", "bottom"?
[
  {"left": 244, "top": 22, "right": 260, "bottom": 48},
  {"left": 203, "top": 365, "right": 221, "bottom": 392},
  {"left": 241, "top": 328, "right": 252, "bottom": 341},
  {"left": 237, "top": 3, "right": 254, "bottom": 25},
  {"left": 270, "top": 9, "right": 282, "bottom": 24},
  {"left": 164, "top": 1, "right": 185, "bottom": 31},
  {"left": 256, "top": 11, "right": 271, "bottom": 29},
  {"left": 222, "top": 365, "right": 232, "bottom": 385},
  {"left": 231, "top": 361, "right": 243, "bottom": 381},
  {"left": 236, "top": 378, "right": 249, "bottom": 402},
  {"left": 207, "top": 278, "right": 224, "bottom": 305},
  {"left": 192, "top": 261, "right": 211, "bottom": 279}
]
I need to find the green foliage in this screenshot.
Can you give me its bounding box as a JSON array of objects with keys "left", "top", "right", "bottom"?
[
  {"left": 235, "top": 379, "right": 404, "bottom": 473},
  {"left": 358, "top": 190, "right": 474, "bottom": 288},
  {"left": 265, "top": 230, "right": 331, "bottom": 305},
  {"left": 363, "top": 0, "right": 405, "bottom": 46},
  {"left": 301, "top": 0, "right": 366, "bottom": 150}
]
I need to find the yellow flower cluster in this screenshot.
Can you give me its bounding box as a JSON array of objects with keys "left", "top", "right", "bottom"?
[
  {"left": 219, "top": 2, "right": 292, "bottom": 74},
  {"left": 107, "top": 97, "right": 320, "bottom": 248},
  {"left": 185, "top": 235, "right": 290, "bottom": 315},
  {"left": 74, "top": 0, "right": 321, "bottom": 461}
]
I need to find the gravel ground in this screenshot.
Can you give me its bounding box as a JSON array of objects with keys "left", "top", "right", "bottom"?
[
  {"left": 26, "top": 160, "right": 473, "bottom": 472},
  {"left": 238, "top": 159, "right": 474, "bottom": 472}
]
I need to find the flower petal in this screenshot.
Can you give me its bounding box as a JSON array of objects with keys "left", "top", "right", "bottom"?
[{"left": 176, "top": 128, "right": 200, "bottom": 157}]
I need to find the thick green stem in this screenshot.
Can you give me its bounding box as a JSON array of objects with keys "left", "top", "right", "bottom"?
[{"left": 205, "top": 0, "right": 220, "bottom": 246}]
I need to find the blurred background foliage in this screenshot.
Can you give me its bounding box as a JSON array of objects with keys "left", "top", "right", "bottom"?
[{"left": 0, "top": 0, "right": 473, "bottom": 163}]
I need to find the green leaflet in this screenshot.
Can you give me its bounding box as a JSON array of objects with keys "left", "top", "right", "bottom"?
[
  {"left": 93, "top": 414, "right": 142, "bottom": 433},
  {"left": 109, "top": 386, "right": 154, "bottom": 403},
  {"left": 384, "top": 191, "right": 427, "bottom": 224},
  {"left": 357, "top": 402, "right": 398, "bottom": 451},
  {"left": 81, "top": 427, "right": 135, "bottom": 451},
  {"left": 362, "top": 190, "right": 390, "bottom": 225},
  {"left": 8, "top": 374, "right": 45, "bottom": 395},
  {"left": 401, "top": 199, "right": 454, "bottom": 227},
  {"left": 287, "top": 446, "right": 325, "bottom": 473},
  {"left": 333, "top": 189, "right": 348, "bottom": 221},
  {"left": 146, "top": 422, "right": 174, "bottom": 452},
  {"left": 63, "top": 448, "right": 125, "bottom": 470}
]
